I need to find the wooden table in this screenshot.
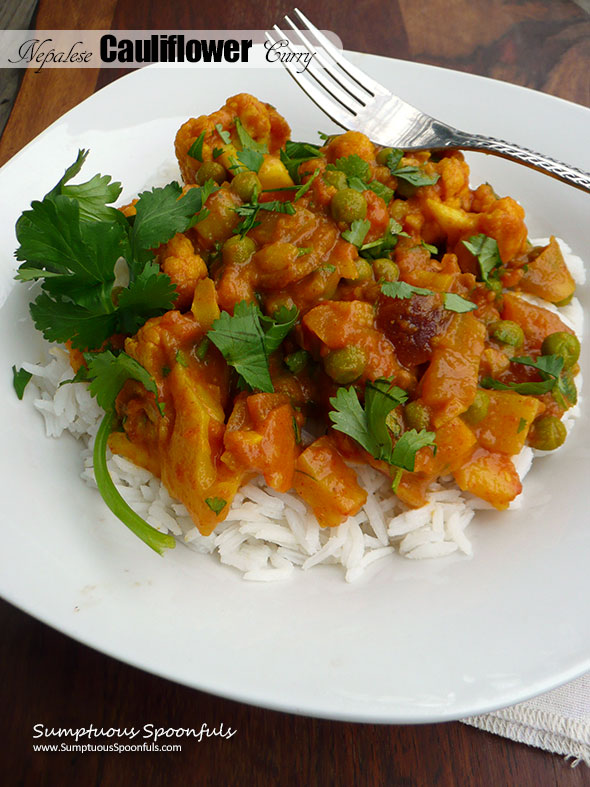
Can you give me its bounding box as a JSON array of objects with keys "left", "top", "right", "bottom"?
[{"left": 1, "top": 1, "right": 589, "bottom": 784}]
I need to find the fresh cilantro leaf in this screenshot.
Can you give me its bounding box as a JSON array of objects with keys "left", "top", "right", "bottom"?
[
  {"left": 187, "top": 131, "right": 205, "bottom": 162},
  {"left": 512, "top": 354, "right": 564, "bottom": 379},
  {"left": 359, "top": 218, "right": 406, "bottom": 260},
  {"left": 205, "top": 497, "right": 227, "bottom": 515},
  {"left": 85, "top": 350, "right": 164, "bottom": 415},
  {"left": 329, "top": 381, "right": 433, "bottom": 473},
  {"left": 346, "top": 176, "right": 368, "bottom": 193},
  {"left": 481, "top": 377, "right": 556, "bottom": 395},
  {"left": 29, "top": 292, "right": 118, "bottom": 350},
  {"left": 390, "top": 429, "right": 437, "bottom": 472},
  {"left": 60, "top": 174, "right": 123, "bottom": 223},
  {"left": 12, "top": 365, "right": 32, "bottom": 400},
  {"left": 342, "top": 219, "right": 371, "bottom": 247},
  {"left": 393, "top": 166, "right": 439, "bottom": 187},
  {"left": 195, "top": 337, "right": 210, "bottom": 360},
  {"left": 208, "top": 301, "right": 298, "bottom": 392},
  {"left": 327, "top": 154, "right": 370, "bottom": 181},
  {"left": 294, "top": 169, "right": 320, "bottom": 201},
  {"left": 384, "top": 150, "right": 439, "bottom": 186},
  {"left": 554, "top": 371, "right": 577, "bottom": 409},
  {"left": 215, "top": 123, "right": 231, "bottom": 145},
  {"left": 114, "top": 261, "right": 177, "bottom": 335},
  {"left": 46, "top": 149, "right": 89, "bottom": 198},
  {"left": 235, "top": 117, "right": 268, "bottom": 154},
  {"left": 236, "top": 149, "right": 264, "bottom": 173},
  {"left": 280, "top": 140, "right": 322, "bottom": 183},
  {"left": 442, "top": 293, "right": 477, "bottom": 313},
  {"left": 385, "top": 149, "right": 404, "bottom": 171},
  {"left": 481, "top": 353, "right": 564, "bottom": 396},
  {"left": 517, "top": 417, "right": 528, "bottom": 433},
  {"left": 234, "top": 194, "right": 295, "bottom": 238},
  {"left": 365, "top": 379, "right": 408, "bottom": 457},
  {"left": 212, "top": 147, "right": 223, "bottom": 159},
  {"left": 462, "top": 234, "right": 502, "bottom": 286},
  {"left": 367, "top": 180, "right": 394, "bottom": 204},
  {"left": 380, "top": 281, "right": 433, "bottom": 299},
  {"left": 321, "top": 264, "right": 336, "bottom": 274},
  {"left": 129, "top": 182, "right": 206, "bottom": 263},
  {"left": 329, "top": 386, "right": 379, "bottom": 458},
  {"left": 421, "top": 240, "right": 438, "bottom": 254}
]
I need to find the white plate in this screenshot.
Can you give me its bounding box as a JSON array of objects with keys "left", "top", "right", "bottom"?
[{"left": 0, "top": 53, "right": 589, "bottom": 723}]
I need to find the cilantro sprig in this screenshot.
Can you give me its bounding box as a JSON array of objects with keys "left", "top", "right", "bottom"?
[
  {"left": 280, "top": 140, "right": 322, "bottom": 183},
  {"left": 384, "top": 150, "right": 440, "bottom": 187},
  {"left": 15, "top": 153, "right": 214, "bottom": 351},
  {"left": 327, "top": 154, "right": 394, "bottom": 204},
  {"left": 462, "top": 234, "right": 503, "bottom": 288},
  {"left": 329, "top": 380, "right": 436, "bottom": 489},
  {"left": 481, "top": 353, "right": 576, "bottom": 407},
  {"left": 380, "top": 281, "right": 477, "bottom": 313},
  {"left": 207, "top": 301, "right": 299, "bottom": 392}
]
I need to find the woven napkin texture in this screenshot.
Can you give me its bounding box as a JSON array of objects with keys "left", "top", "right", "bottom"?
[{"left": 462, "top": 674, "right": 590, "bottom": 766}]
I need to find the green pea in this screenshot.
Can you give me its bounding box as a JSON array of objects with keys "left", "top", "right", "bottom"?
[
  {"left": 528, "top": 415, "right": 567, "bottom": 451},
  {"left": 463, "top": 390, "right": 490, "bottom": 426},
  {"left": 488, "top": 279, "right": 503, "bottom": 296},
  {"left": 376, "top": 147, "right": 394, "bottom": 166},
  {"left": 555, "top": 293, "right": 574, "bottom": 307},
  {"left": 196, "top": 161, "right": 227, "bottom": 186},
  {"left": 372, "top": 258, "right": 400, "bottom": 282},
  {"left": 330, "top": 188, "right": 367, "bottom": 224},
  {"left": 231, "top": 170, "right": 261, "bottom": 202},
  {"left": 222, "top": 234, "right": 256, "bottom": 265},
  {"left": 404, "top": 400, "right": 431, "bottom": 431},
  {"left": 284, "top": 350, "right": 309, "bottom": 376},
  {"left": 324, "top": 346, "right": 367, "bottom": 384},
  {"left": 490, "top": 320, "right": 524, "bottom": 348},
  {"left": 541, "top": 332, "right": 580, "bottom": 370},
  {"left": 323, "top": 170, "right": 348, "bottom": 190},
  {"left": 350, "top": 258, "right": 373, "bottom": 281}
]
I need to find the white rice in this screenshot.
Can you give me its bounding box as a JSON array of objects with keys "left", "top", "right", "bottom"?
[{"left": 20, "top": 240, "right": 583, "bottom": 582}]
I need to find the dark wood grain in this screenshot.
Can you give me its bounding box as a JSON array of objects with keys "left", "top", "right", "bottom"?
[{"left": 1, "top": 1, "right": 589, "bottom": 785}]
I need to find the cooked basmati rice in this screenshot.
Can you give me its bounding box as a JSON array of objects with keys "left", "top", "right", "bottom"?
[{"left": 20, "top": 239, "right": 584, "bottom": 582}]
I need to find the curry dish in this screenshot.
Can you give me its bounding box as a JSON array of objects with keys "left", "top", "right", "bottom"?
[{"left": 78, "top": 93, "right": 579, "bottom": 538}]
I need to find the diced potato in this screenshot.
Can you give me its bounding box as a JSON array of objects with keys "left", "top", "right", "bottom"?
[
  {"left": 473, "top": 390, "right": 544, "bottom": 455},
  {"left": 520, "top": 237, "right": 575, "bottom": 303},
  {"left": 419, "top": 313, "right": 486, "bottom": 426},
  {"left": 258, "top": 156, "right": 294, "bottom": 190},
  {"left": 454, "top": 449, "right": 522, "bottom": 510},
  {"left": 294, "top": 437, "right": 367, "bottom": 527}
]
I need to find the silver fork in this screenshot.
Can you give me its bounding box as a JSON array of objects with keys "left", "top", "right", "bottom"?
[{"left": 266, "top": 9, "right": 590, "bottom": 193}]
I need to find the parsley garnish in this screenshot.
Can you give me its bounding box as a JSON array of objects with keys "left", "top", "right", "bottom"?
[
  {"left": 462, "top": 234, "right": 503, "bottom": 288},
  {"left": 207, "top": 301, "right": 299, "bottom": 392},
  {"left": 187, "top": 132, "right": 205, "bottom": 162},
  {"left": 329, "top": 381, "right": 436, "bottom": 479},
  {"left": 12, "top": 365, "right": 32, "bottom": 399}
]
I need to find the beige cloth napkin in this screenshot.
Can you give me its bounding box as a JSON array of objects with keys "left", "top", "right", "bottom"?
[{"left": 462, "top": 674, "right": 590, "bottom": 766}]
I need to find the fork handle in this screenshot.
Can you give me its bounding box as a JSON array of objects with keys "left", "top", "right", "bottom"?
[{"left": 451, "top": 131, "right": 590, "bottom": 193}]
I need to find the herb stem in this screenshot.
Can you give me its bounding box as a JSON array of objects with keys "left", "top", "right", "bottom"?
[{"left": 93, "top": 409, "right": 176, "bottom": 555}]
